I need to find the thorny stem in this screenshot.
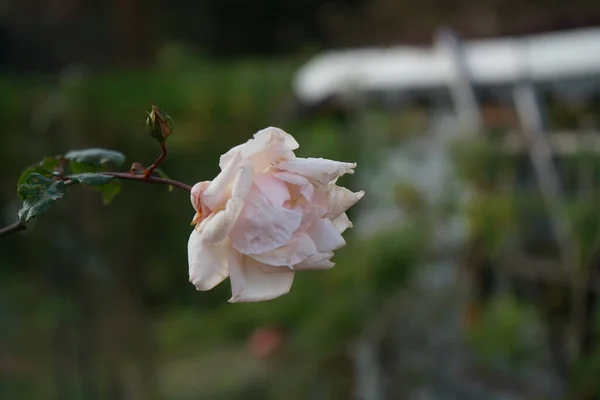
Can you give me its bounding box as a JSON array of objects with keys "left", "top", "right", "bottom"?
[
  {"left": 144, "top": 142, "right": 167, "bottom": 180},
  {"left": 0, "top": 143, "right": 192, "bottom": 239}
]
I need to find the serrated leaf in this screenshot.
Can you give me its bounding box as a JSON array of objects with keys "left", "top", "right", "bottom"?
[
  {"left": 69, "top": 173, "right": 114, "bottom": 186},
  {"left": 16, "top": 167, "right": 54, "bottom": 200},
  {"left": 155, "top": 168, "right": 174, "bottom": 192},
  {"left": 65, "top": 148, "right": 125, "bottom": 167},
  {"left": 17, "top": 175, "right": 66, "bottom": 223}
]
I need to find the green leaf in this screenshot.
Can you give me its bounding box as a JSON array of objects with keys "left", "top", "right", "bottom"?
[
  {"left": 98, "top": 180, "right": 122, "bottom": 205},
  {"left": 38, "top": 157, "right": 61, "bottom": 171},
  {"left": 16, "top": 157, "right": 66, "bottom": 199},
  {"left": 64, "top": 148, "right": 125, "bottom": 167},
  {"left": 17, "top": 172, "right": 56, "bottom": 198},
  {"left": 16, "top": 166, "right": 54, "bottom": 200},
  {"left": 69, "top": 162, "right": 122, "bottom": 205},
  {"left": 69, "top": 173, "right": 114, "bottom": 186},
  {"left": 69, "top": 160, "right": 100, "bottom": 174},
  {"left": 155, "top": 168, "right": 174, "bottom": 192},
  {"left": 17, "top": 173, "right": 66, "bottom": 223},
  {"left": 69, "top": 172, "right": 120, "bottom": 204}
]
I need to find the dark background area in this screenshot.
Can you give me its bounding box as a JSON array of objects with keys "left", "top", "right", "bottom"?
[{"left": 2, "top": 0, "right": 600, "bottom": 70}]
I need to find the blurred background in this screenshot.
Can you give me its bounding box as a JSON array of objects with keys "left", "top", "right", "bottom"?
[{"left": 2, "top": 1, "right": 600, "bottom": 399}]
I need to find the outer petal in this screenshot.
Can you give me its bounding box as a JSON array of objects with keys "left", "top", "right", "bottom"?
[
  {"left": 190, "top": 181, "right": 211, "bottom": 212},
  {"left": 201, "top": 160, "right": 253, "bottom": 244},
  {"left": 201, "top": 152, "right": 243, "bottom": 210},
  {"left": 250, "top": 232, "right": 317, "bottom": 267},
  {"left": 307, "top": 218, "right": 346, "bottom": 253},
  {"left": 220, "top": 127, "right": 299, "bottom": 171},
  {"left": 190, "top": 181, "right": 212, "bottom": 225},
  {"left": 253, "top": 126, "right": 299, "bottom": 151},
  {"left": 228, "top": 251, "right": 295, "bottom": 303},
  {"left": 230, "top": 185, "right": 302, "bottom": 255},
  {"left": 275, "top": 157, "right": 357, "bottom": 185},
  {"left": 293, "top": 251, "right": 335, "bottom": 270},
  {"left": 331, "top": 213, "right": 353, "bottom": 234},
  {"left": 323, "top": 186, "right": 365, "bottom": 220},
  {"left": 188, "top": 230, "right": 230, "bottom": 291}
]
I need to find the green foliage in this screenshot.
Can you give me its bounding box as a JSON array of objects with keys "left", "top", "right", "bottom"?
[
  {"left": 394, "top": 182, "right": 427, "bottom": 213},
  {"left": 467, "top": 296, "right": 544, "bottom": 368},
  {"left": 15, "top": 147, "right": 126, "bottom": 224},
  {"left": 97, "top": 180, "right": 122, "bottom": 205},
  {"left": 451, "top": 137, "right": 515, "bottom": 189},
  {"left": 64, "top": 148, "right": 125, "bottom": 167},
  {"left": 466, "top": 192, "right": 516, "bottom": 255},
  {"left": 17, "top": 173, "right": 67, "bottom": 223},
  {"left": 566, "top": 199, "right": 600, "bottom": 262},
  {"left": 366, "top": 225, "right": 426, "bottom": 295},
  {"left": 571, "top": 343, "right": 600, "bottom": 398}
]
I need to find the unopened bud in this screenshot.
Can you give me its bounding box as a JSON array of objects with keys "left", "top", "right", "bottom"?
[{"left": 145, "top": 103, "right": 173, "bottom": 142}]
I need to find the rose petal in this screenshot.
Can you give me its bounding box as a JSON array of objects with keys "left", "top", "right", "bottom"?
[
  {"left": 190, "top": 181, "right": 212, "bottom": 225},
  {"left": 272, "top": 171, "right": 314, "bottom": 202},
  {"left": 228, "top": 251, "right": 295, "bottom": 303},
  {"left": 254, "top": 173, "right": 291, "bottom": 207},
  {"left": 220, "top": 127, "right": 299, "bottom": 171},
  {"left": 250, "top": 232, "right": 317, "bottom": 267},
  {"left": 201, "top": 160, "right": 253, "bottom": 244},
  {"left": 331, "top": 213, "right": 353, "bottom": 234},
  {"left": 201, "top": 152, "right": 243, "bottom": 210},
  {"left": 296, "top": 201, "right": 318, "bottom": 232},
  {"left": 190, "top": 181, "right": 210, "bottom": 212},
  {"left": 253, "top": 126, "right": 299, "bottom": 152},
  {"left": 307, "top": 218, "right": 346, "bottom": 253},
  {"left": 324, "top": 186, "right": 365, "bottom": 220},
  {"left": 230, "top": 185, "right": 302, "bottom": 255},
  {"left": 188, "top": 230, "right": 230, "bottom": 291},
  {"left": 293, "top": 251, "right": 335, "bottom": 270},
  {"left": 275, "top": 157, "right": 357, "bottom": 185}
]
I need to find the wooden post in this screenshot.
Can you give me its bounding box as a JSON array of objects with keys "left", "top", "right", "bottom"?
[{"left": 434, "top": 28, "right": 482, "bottom": 135}]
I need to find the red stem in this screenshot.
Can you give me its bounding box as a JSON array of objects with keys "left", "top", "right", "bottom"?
[
  {"left": 102, "top": 171, "right": 192, "bottom": 192},
  {"left": 144, "top": 142, "right": 167, "bottom": 180},
  {"left": 0, "top": 220, "right": 27, "bottom": 238},
  {"left": 1, "top": 167, "right": 192, "bottom": 239},
  {"left": 1, "top": 141, "right": 192, "bottom": 239}
]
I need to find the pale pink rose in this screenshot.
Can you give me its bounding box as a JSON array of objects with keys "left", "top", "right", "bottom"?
[{"left": 188, "top": 127, "right": 364, "bottom": 302}]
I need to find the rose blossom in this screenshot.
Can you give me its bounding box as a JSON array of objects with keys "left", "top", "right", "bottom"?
[{"left": 188, "top": 127, "right": 364, "bottom": 302}]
